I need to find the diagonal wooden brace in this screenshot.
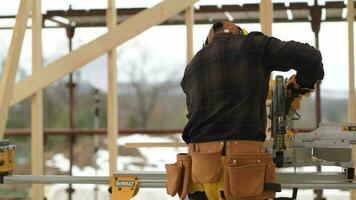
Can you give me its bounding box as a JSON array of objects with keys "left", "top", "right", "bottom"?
[
  {"left": 10, "top": 0, "right": 199, "bottom": 108},
  {"left": 0, "top": 0, "right": 32, "bottom": 139}
]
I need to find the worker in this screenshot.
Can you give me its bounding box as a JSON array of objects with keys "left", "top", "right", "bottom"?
[{"left": 166, "top": 21, "right": 324, "bottom": 200}]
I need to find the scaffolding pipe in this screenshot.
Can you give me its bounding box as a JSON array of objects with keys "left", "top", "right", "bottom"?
[
  {"left": 93, "top": 89, "right": 100, "bottom": 200},
  {"left": 65, "top": 24, "right": 76, "bottom": 200}
]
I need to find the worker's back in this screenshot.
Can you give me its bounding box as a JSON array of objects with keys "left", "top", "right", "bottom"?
[
  {"left": 172, "top": 21, "right": 323, "bottom": 200},
  {"left": 181, "top": 32, "right": 270, "bottom": 144}
]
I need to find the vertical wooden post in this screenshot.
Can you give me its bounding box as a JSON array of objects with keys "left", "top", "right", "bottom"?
[
  {"left": 311, "top": 3, "right": 324, "bottom": 199},
  {"left": 261, "top": 0, "right": 273, "bottom": 140},
  {"left": 310, "top": 1, "right": 322, "bottom": 129},
  {"left": 0, "top": 0, "right": 32, "bottom": 139},
  {"left": 185, "top": 6, "right": 194, "bottom": 63},
  {"left": 348, "top": 0, "right": 356, "bottom": 122},
  {"left": 260, "top": 0, "right": 273, "bottom": 36},
  {"left": 31, "top": 0, "right": 44, "bottom": 199},
  {"left": 348, "top": 0, "right": 356, "bottom": 199},
  {"left": 107, "top": 0, "right": 118, "bottom": 175}
]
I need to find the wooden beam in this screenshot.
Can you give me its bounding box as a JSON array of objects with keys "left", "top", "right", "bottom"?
[
  {"left": 348, "top": 1, "right": 356, "bottom": 199},
  {"left": 124, "top": 141, "right": 276, "bottom": 148},
  {"left": 125, "top": 142, "right": 187, "bottom": 148},
  {"left": 348, "top": 0, "right": 356, "bottom": 123},
  {"left": 31, "top": 0, "right": 44, "bottom": 199},
  {"left": 0, "top": 0, "right": 32, "bottom": 139},
  {"left": 185, "top": 6, "right": 194, "bottom": 63},
  {"left": 10, "top": 0, "right": 199, "bottom": 107},
  {"left": 107, "top": 0, "right": 118, "bottom": 175},
  {"left": 260, "top": 0, "right": 273, "bottom": 36},
  {"left": 261, "top": 0, "right": 273, "bottom": 140}
]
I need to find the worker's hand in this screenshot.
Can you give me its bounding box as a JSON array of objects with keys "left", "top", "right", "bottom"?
[
  {"left": 287, "top": 75, "right": 300, "bottom": 89},
  {"left": 287, "top": 75, "right": 313, "bottom": 96}
]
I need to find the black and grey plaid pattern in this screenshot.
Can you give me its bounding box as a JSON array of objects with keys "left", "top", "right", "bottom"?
[{"left": 181, "top": 32, "right": 324, "bottom": 144}]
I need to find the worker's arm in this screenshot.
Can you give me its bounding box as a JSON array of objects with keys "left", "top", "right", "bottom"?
[
  {"left": 181, "top": 68, "right": 191, "bottom": 119},
  {"left": 249, "top": 32, "right": 324, "bottom": 89}
]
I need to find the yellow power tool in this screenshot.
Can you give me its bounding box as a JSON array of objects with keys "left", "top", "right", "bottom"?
[
  {"left": 0, "top": 140, "right": 15, "bottom": 176},
  {"left": 109, "top": 175, "right": 139, "bottom": 200}
]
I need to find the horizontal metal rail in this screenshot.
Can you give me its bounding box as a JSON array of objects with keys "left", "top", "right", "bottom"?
[
  {"left": 4, "top": 175, "right": 109, "bottom": 185},
  {"left": 4, "top": 172, "right": 356, "bottom": 190}
]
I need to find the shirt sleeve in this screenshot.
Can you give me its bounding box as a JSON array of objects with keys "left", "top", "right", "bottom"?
[
  {"left": 181, "top": 67, "right": 191, "bottom": 119},
  {"left": 249, "top": 32, "right": 324, "bottom": 89}
]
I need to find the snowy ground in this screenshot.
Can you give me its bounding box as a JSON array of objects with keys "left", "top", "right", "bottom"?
[{"left": 44, "top": 134, "right": 351, "bottom": 200}]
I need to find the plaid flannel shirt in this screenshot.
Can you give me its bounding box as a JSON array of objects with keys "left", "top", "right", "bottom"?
[{"left": 181, "top": 32, "right": 324, "bottom": 144}]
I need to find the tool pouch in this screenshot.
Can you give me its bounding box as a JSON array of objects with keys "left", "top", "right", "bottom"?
[
  {"left": 165, "top": 153, "right": 192, "bottom": 200},
  {"left": 177, "top": 153, "right": 192, "bottom": 200},
  {"left": 224, "top": 153, "right": 276, "bottom": 200},
  {"left": 191, "top": 151, "right": 222, "bottom": 184},
  {"left": 165, "top": 162, "right": 182, "bottom": 196}
]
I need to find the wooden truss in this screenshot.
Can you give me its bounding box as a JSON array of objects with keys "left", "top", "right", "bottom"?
[
  {"left": 2, "top": 0, "right": 356, "bottom": 200},
  {"left": 0, "top": 0, "right": 198, "bottom": 199}
]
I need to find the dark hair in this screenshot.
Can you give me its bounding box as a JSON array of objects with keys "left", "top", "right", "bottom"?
[
  {"left": 212, "top": 21, "right": 224, "bottom": 32},
  {"left": 203, "top": 21, "right": 223, "bottom": 47}
]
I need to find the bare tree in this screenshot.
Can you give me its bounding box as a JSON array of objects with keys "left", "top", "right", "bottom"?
[{"left": 119, "top": 41, "right": 178, "bottom": 128}]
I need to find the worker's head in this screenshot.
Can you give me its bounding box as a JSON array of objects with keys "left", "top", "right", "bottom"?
[{"left": 204, "top": 21, "right": 248, "bottom": 46}]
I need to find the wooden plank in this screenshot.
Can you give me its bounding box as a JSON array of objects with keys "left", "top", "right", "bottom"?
[
  {"left": 10, "top": 0, "right": 199, "bottom": 107},
  {"left": 107, "top": 0, "right": 118, "bottom": 175},
  {"left": 0, "top": 0, "right": 32, "bottom": 139},
  {"left": 348, "top": 0, "right": 356, "bottom": 123},
  {"left": 261, "top": 0, "right": 273, "bottom": 140},
  {"left": 125, "top": 142, "right": 187, "bottom": 148},
  {"left": 124, "top": 142, "right": 276, "bottom": 148},
  {"left": 348, "top": 1, "right": 356, "bottom": 199},
  {"left": 31, "top": 0, "right": 44, "bottom": 199},
  {"left": 260, "top": 0, "right": 273, "bottom": 36},
  {"left": 185, "top": 6, "right": 194, "bottom": 63}
]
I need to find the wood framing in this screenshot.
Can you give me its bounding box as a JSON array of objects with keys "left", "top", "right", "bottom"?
[
  {"left": 185, "top": 6, "right": 194, "bottom": 62},
  {"left": 260, "top": 0, "right": 273, "bottom": 36},
  {"left": 0, "top": 0, "right": 32, "bottom": 139},
  {"left": 10, "top": 0, "right": 199, "bottom": 108},
  {"left": 261, "top": 0, "right": 273, "bottom": 140},
  {"left": 31, "top": 0, "right": 44, "bottom": 199},
  {"left": 348, "top": 0, "right": 356, "bottom": 122},
  {"left": 107, "top": 0, "right": 118, "bottom": 175},
  {"left": 348, "top": 1, "right": 356, "bottom": 199},
  {"left": 125, "top": 142, "right": 187, "bottom": 148}
]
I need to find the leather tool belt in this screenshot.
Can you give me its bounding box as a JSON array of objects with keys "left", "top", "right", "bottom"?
[{"left": 165, "top": 140, "right": 280, "bottom": 200}]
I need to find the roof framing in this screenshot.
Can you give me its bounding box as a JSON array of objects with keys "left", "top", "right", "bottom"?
[{"left": 0, "top": 1, "right": 353, "bottom": 29}]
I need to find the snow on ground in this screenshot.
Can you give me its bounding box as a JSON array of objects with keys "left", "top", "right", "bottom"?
[
  {"left": 46, "top": 185, "right": 110, "bottom": 200},
  {"left": 116, "top": 134, "right": 187, "bottom": 170},
  {"left": 45, "top": 134, "right": 351, "bottom": 200},
  {"left": 45, "top": 134, "right": 184, "bottom": 199}
]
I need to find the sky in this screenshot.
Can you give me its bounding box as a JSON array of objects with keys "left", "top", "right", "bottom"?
[
  {"left": 0, "top": 0, "right": 352, "bottom": 94},
  {"left": 0, "top": 0, "right": 342, "bottom": 14}
]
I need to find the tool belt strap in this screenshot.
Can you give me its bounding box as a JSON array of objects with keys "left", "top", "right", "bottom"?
[{"left": 188, "top": 140, "right": 263, "bottom": 154}]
